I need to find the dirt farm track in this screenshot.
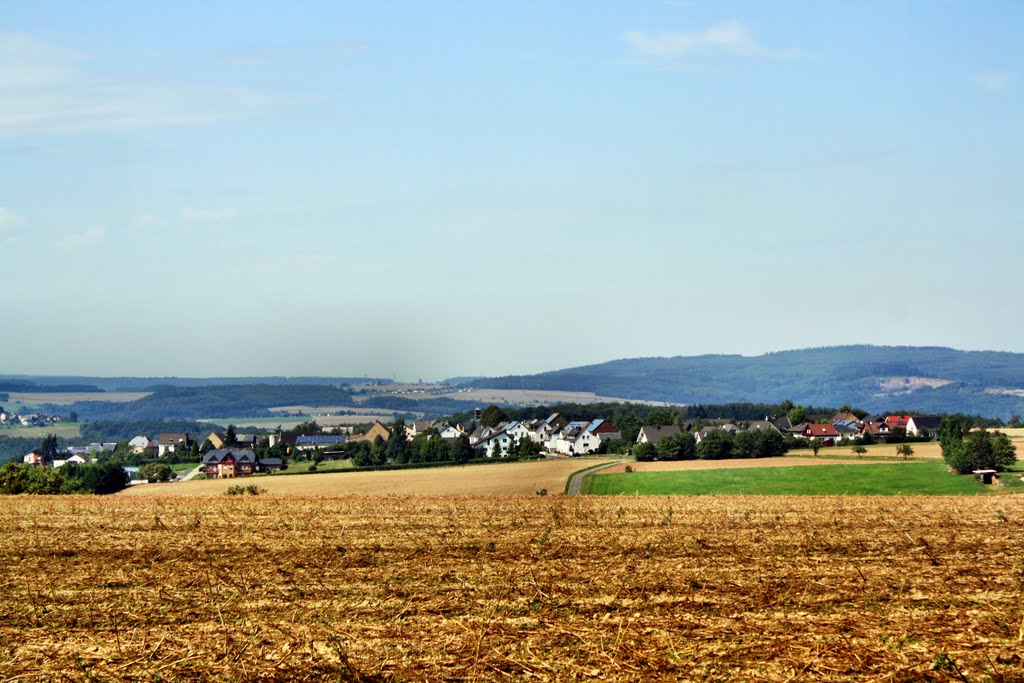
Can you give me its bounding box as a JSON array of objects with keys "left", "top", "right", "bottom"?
[{"left": 2, "top": 494, "right": 1022, "bottom": 681}]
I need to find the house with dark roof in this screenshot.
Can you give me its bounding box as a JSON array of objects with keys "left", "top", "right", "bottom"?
[
  {"left": 906, "top": 415, "right": 943, "bottom": 439},
  {"left": 257, "top": 457, "right": 285, "bottom": 473},
  {"left": 636, "top": 425, "right": 682, "bottom": 445},
  {"left": 745, "top": 420, "right": 781, "bottom": 435},
  {"left": 201, "top": 449, "right": 257, "bottom": 478}
]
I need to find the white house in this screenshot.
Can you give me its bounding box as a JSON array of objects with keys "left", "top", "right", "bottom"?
[
  {"left": 573, "top": 419, "right": 621, "bottom": 454},
  {"left": 547, "top": 421, "right": 590, "bottom": 454},
  {"left": 504, "top": 421, "right": 533, "bottom": 444},
  {"left": 157, "top": 433, "right": 190, "bottom": 457},
  {"left": 128, "top": 435, "right": 152, "bottom": 453},
  {"left": 53, "top": 454, "right": 87, "bottom": 468},
  {"left": 474, "top": 430, "right": 514, "bottom": 457},
  {"left": 437, "top": 424, "right": 465, "bottom": 440}
]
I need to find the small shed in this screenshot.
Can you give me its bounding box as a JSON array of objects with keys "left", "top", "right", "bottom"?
[{"left": 973, "top": 469, "right": 998, "bottom": 485}]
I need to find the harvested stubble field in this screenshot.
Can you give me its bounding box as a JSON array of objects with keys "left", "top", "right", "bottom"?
[
  {"left": 119, "top": 459, "right": 616, "bottom": 497},
  {"left": 2, "top": 495, "right": 1023, "bottom": 682}
]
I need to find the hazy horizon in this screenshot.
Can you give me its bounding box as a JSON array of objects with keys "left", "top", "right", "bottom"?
[{"left": 3, "top": 2, "right": 1021, "bottom": 379}]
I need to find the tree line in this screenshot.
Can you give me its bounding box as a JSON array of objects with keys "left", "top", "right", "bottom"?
[
  {"left": 938, "top": 417, "right": 1016, "bottom": 474},
  {"left": 0, "top": 461, "right": 128, "bottom": 494},
  {"left": 633, "top": 428, "right": 788, "bottom": 462}
]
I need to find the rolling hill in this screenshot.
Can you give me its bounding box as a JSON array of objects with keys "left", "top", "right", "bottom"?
[{"left": 465, "top": 346, "right": 1024, "bottom": 419}]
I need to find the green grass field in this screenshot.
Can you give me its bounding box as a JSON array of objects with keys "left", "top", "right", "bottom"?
[
  {"left": 584, "top": 460, "right": 1024, "bottom": 496},
  {"left": 274, "top": 459, "right": 354, "bottom": 475},
  {"left": 0, "top": 423, "right": 82, "bottom": 439}
]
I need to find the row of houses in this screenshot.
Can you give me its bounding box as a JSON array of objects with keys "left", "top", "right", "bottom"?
[
  {"left": 634, "top": 412, "right": 946, "bottom": 448},
  {"left": 0, "top": 408, "right": 64, "bottom": 428},
  {"left": 467, "top": 413, "right": 622, "bottom": 456}
]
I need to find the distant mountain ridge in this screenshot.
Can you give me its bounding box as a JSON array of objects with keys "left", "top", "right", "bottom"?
[
  {"left": 0, "top": 375, "right": 392, "bottom": 392},
  {"left": 466, "top": 346, "right": 1024, "bottom": 419}
]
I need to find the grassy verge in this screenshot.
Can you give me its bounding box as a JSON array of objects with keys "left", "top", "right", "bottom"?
[{"left": 586, "top": 460, "right": 1023, "bottom": 496}]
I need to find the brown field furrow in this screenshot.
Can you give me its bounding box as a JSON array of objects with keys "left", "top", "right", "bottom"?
[{"left": 0, "top": 495, "right": 1022, "bottom": 681}]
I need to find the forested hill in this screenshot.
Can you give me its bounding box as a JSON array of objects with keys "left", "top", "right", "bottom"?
[{"left": 466, "top": 346, "right": 1024, "bottom": 419}]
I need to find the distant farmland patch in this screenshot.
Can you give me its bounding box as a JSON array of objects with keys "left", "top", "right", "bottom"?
[
  {"left": 431, "top": 388, "right": 668, "bottom": 406},
  {"left": 9, "top": 391, "right": 150, "bottom": 407},
  {"left": 0, "top": 423, "right": 82, "bottom": 439}
]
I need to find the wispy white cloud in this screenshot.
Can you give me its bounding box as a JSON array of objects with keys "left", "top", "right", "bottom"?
[
  {"left": 180, "top": 207, "right": 238, "bottom": 224},
  {"left": 973, "top": 72, "right": 1014, "bottom": 93},
  {"left": 0, "top": 32, "right": 279, "bottom": 136},
  {"left": 53, "top": 227, "right": 105, "bottom": 250},
  {"left": 0, "top": 34, "right": 80, "bottom": 88},
  {"left": 625, "top": 21, "right": 797, "bottom": 62},
  {"left": 0, "top": 207, "right": 25, "bottom": 230}
]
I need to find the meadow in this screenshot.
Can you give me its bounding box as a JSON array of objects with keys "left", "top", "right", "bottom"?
[
  {"left": 585, "top": 460, "right": 1024, "bottom": 496},
  {"left": 1, "top": 494, "right": 1021, "bottom": 681}
]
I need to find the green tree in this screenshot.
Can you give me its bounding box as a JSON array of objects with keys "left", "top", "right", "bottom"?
[
  {"left": 645, "top": 408, "right": 676, "bottom": 428},
  {"left": 449, "top": 434, "right": 474, "bottom": 464},
  {"left": 895, "top": 443, "right": 914, "bottom": 460},
  {"left": 633, "top": 442, "right": 657, "bottom": 462},
  {"left": 371, "top": 435, "right": 387, "bottom": 466},
  {"left": 40, "top": 434, "right": 60, "bottom": 464},
  {"left": 386, "top": 419, "right": 411, "bottom": 464},
  {"left": 732, "top": 431, "right": 758, "bottom": 459},
  {"left": 479, "top": 406, "right": 509, "bottom": 428},
  {"left": 224, "top": 424, "right": 239, "bottom": 446},
  {"left": 657, "top": 432, "right": 697, "bottom": 461},
  {"left": 25, "top": 465, "right": 64, "bottom": 494},
  {"left": 964, "top": 429, "right": 1016, "bottom": 472},
  {"left": 787, "top": 406, "right": 806, "bottom": 425},
  {"left": 851, "top": 445, "right": 867, "bottom": 458},
  {"left": 697, "top": 430, "right": 734, "bottom": 460},
  {"left": 0, "top": 462, "right": 29, "bottom": 494},
  {"left": 138, "top": 462, "right": 172, "bottom": 483},
  {"left": 516, "top": 437, "right": 543, "bottom": 459},
  {"left": 293, "top": 421, "right": 322, "bottom": 436},
  {"left": 753, "top": 429, "right": 786, "bottom": 458}
]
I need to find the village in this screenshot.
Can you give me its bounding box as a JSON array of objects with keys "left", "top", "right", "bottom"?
[{"left": 16, "top": 406, "right": 948, "bottom": 482}]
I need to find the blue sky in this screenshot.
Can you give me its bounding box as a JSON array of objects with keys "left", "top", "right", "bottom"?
[{"left": 2, "top": 1, "right": 1021, "bottom": 380}]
